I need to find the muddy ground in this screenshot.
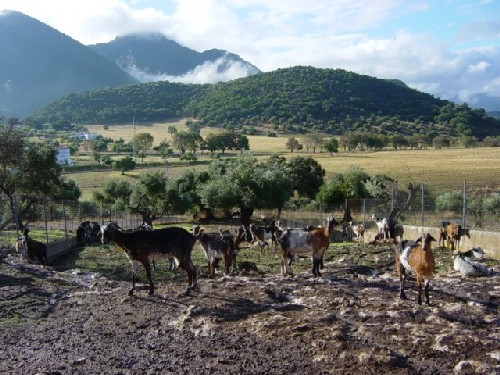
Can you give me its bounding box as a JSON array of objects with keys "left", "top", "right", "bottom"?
[{"left": 0, "top": 242, "right": 499, "bottom": 375}]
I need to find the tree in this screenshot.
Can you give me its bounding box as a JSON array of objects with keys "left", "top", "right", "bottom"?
[
  {"left": 198, "top": 156, "right": 293, "bottom": 225},
  {"left": 93, "top": 180, "right": 133, "bottom": 210},
  {"left": 287, "top": 156, "right": 325, "bottom": 199},
  {"left": 129, "top": 171, "right": 170, "bottom": 224},
  {"left": 172, "top": 131, "right": 203, "bottom": 154},
  {"left": 316, "top": 166, "right": 370, "bottom": 209},
  {"left": 324, "top": 138, "right": 339, "bottom": 155},
  {"left": 302, "top": 133, "right": 323, "bottom": 153},
  {"left": 285, "top": 137, "right": 302, "bottom": 153},
  {"left": 133, "top": 132, "right": 154, "bottom": 154},
  {"left": 114, "top": 156, "right": 136, "bottom": 175},
  {"left": 0, "top": 124, "right": 80, "bottom": 229},
  {"left": 88, "top": 139, "right": 108, "bottom": 164},
  {"left": 93, "top": 172, "right": 175, "bottom": 225},
  {"left": 435, "top": 191, "right": 463, "bottom": 213}
]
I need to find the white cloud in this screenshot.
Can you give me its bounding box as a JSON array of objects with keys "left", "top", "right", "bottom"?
[
  {"left": 467, "top": 61, "right": 490, "bottom": 73},
  {"left": 125, "top": 55, "right": 255, "bottom": 84},
  {"left": 1, "top": 0, "right": 499, "bottom": 109}
]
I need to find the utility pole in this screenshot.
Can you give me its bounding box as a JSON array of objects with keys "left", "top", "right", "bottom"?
[{"left": 132, "top": 116, "right": 136, "bottom": 158}]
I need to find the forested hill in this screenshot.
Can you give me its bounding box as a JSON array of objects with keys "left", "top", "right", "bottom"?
[{"left": 27, "top": 66, "right": 500, "bottom": 138}]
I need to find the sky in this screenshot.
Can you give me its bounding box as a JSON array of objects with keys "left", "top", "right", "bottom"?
[{"left": 1, "top": 0, "right": 499, "bottom": 110}]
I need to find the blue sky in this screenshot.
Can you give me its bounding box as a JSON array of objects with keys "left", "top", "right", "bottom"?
[{"left": 1, "top": 0, "right": 499, "bottom": 110}]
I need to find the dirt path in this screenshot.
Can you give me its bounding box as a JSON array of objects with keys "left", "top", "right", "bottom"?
[{"left": 0, "top": 244, "right": 499, "bottom": 375}]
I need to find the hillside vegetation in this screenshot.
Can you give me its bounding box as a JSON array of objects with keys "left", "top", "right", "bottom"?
[{"left": 28, "top": 66, "right": 500, "bottom": 138}]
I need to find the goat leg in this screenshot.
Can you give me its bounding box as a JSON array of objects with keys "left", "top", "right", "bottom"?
[
  {"left": 416, "top": 276, "right": 423, "bottom": 305},
  {"left": 129, "top": 260, "right": 139, "bottom": 296},
  {"left": 312, "top": 258, "right": 322, "bottom": 277},
  {"left": 399, "top": 268, "right": 407, "bottom": 300},
  {"left": 142, "top": 260, "right": 154, "bottom": 295},
  {"left": 424, "top": 280, "right": 431, "bottom": 305}
]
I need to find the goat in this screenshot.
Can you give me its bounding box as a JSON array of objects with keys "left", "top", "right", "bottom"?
[
  {"left": 371, "top": 214, "right": 389, "bottom": 241},
  {"left": 249, "top": 221, "right": 278, "bottom": 251},
  {"left": 15, "top": 236, "right": 28, "bottom": 257},
  {"left": 453, "top": 248, "right": 492, "bottom": 277},
  {"left": 460, "top": 247, "right": 485, "bottom": 260},
  {"left": 438, "top": 221, "right": 450, "bottom": 248},
  {"left": 446, "top": 223, "right": 470, "bottom": 251},
  {"left": 23, "top": 235, "right": 48, "bottom": 265},
  {"left": 348, "top": 221, "right": 365, "bottom": 244},
  {"left": 392, "top": 223, "right": 404, "bottom": 242},
  {"left": 192, "top": 225, "right": 234, "bottom": 277},
  {"left": 100, "top": 222, "right": 197, "bottom": 296},
  {"left": 77, "top": 221, "right": 101, "bottom": 246},
  {"left": 395, "top": 233, "right": 436, "bottom": 305},
  {"left": 276, "top": 217, "right": 336, "bottom": 277},
  {"left": 220, "top": 228, "right": 237, "bottom": 271},
  {"left": 137, "top": 222, "right": 177, "bottom": 272}
]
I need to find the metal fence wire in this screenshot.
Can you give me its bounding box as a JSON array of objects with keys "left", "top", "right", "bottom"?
[{"left": 1, "top": 181, "right": 499, "bottom": 244}]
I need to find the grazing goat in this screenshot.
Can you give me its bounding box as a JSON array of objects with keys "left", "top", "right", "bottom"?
[
  {"left": 193, "top": 225, "right": 235, "bottom": 277},
  {"left": 276, "top": 217, "right": 336, "bottom": 277},
  {"left": 453, "top": 247, "right": 492, "bottom": 277},
  {"left": 23, "top": 236, "right": 48, "bottom": 265},
  {"left": 100, "top": 222, "right": 197, "bottom": 296},
  {"left": 371, "top": 214, "right": 389, "bottom": 241},
  {"left": 446, "top": 223, "right": 470, "bottom": 251},
  {"left": 395, "top": 233, "right": 436, "bottom": 305},
  {"left": 348, "top": 221, "right": 365, "bottom": 244}
]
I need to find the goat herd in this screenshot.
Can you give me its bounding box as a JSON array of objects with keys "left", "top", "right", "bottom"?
[{"left": 14, "top": 216, "right": 493, "bottom": 305}]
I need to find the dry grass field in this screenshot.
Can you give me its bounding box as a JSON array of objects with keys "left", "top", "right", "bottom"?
[{"left": 72, "top": 121, "right": 500, "bottom": 200}]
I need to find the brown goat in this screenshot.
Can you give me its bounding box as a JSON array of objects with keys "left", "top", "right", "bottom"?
[
  {"left": 395, "top": 233, "right": 436, "bottom": 305},
  {"left": 446, "top": 223, "right": 469, "bottom": 251},
  {"left": 348, "top": 221, "right": 365, "bottom": 244}
]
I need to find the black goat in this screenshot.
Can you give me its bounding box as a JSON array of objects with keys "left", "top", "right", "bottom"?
[
  {"left": 100, "top": 222, "right": 198, "bottom": 296},
  {"left": 23, "top": 236, "right": 48, "bottom": 265}
]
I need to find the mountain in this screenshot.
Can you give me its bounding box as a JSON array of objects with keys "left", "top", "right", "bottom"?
[
  {"left": 89, "top": 33, "right": 260, "bottom": 83},
  {"left": 27, "top": 66, "right": 500, "bottom": 139},
  {"left": 0, "top": 10, "right": 138, "bottom": 118}
]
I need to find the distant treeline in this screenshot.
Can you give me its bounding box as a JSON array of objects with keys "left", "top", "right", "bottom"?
[{"left": 26, "top": 66, "right": 500, "bottom": 139}]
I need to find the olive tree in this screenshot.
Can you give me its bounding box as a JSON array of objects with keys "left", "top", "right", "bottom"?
[
  {"left": 198, "top": 156, "right": 293, "bottom": 225},
  {"left": 0, "top": 124, "right": 81, "bottom": 229}
]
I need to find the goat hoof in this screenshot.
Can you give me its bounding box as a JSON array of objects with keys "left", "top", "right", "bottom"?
[{"left": 128, "top": 289, "right": 134, "bottom": 297}]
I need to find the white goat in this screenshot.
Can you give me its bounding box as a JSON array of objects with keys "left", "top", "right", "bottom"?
[
  {"left": 371, "top": 214, "right": 389, "bottom": 240},
  {"left": 453, "top": 247, "right": 493, "bottom": 277}
]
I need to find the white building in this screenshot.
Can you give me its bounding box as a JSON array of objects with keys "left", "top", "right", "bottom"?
[
  {"left": 73, "top": 132, "right": 98, "bottom": 140},
  {"left": 56, "top": 147, "right": 74, "bottom": 166}
]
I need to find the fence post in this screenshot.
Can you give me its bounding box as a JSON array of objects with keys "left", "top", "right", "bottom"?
[
  {"left": 421, "top": 183, "right": 425, "bottom": 227},
  {"left": 13, "top": 191, "right": 19, "bottom": 238},
  {"left": 44, "top": 198, "right": 49, "bottom": 243},
  {"left": 62, "top": 200, "right": 68, "bottom": 240},
  {"left": 462, "top": 179, "right": 467, "bottom": 228}
]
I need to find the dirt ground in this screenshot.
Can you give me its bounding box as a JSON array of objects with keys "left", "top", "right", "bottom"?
[{"left": 0, "top": 242, "right": 499, "bottom": 375}]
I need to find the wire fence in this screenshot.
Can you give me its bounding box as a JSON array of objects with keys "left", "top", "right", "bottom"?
[{"left": 1, "top": 182, "right": 499, "bottom": 245}]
